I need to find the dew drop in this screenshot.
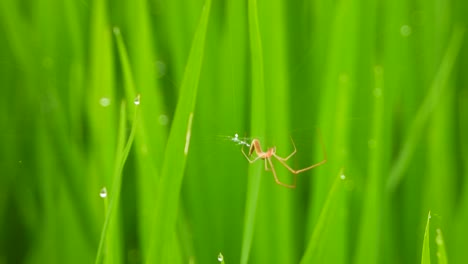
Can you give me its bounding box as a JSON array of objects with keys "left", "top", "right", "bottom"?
[
  {"left": 100, "top": 97, "right": 111, "bottom": 107},
  {"left": 100, "top": 187, "right": 108, "bottom": 198},
  {"left": 158, "top": 114, "right": 168, "bottom": 126},
  {"left": 435, "top": 229, "right": 443, "bottom": 245},
  {"left": 134, "top": 94, "right": 141, "bottom": 105},
  {"left": 400, "top": 25, "right": 412, "bottom": 37},
  {"left": 217, "top": 252, "right": 224, "bottom": 262},
  {"left": 340, "top": 174, "right": 346, "bottom": 180}
]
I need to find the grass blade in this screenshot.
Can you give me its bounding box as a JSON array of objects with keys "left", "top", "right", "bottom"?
[
  {"left": 145, "top": 0, "right": 211, "bottom": 262},
  {"left": 421, "top": 211, "right": 431, "bottom": 264},
  {"left": 300, "top": 169, "right": 345, "bottom": 264},
  {"left": 435, "top": 228, "right": 447, "bottom": 264},
  {"left": 386, "top": 27, "right": 465, "bottom": 192},
  {"left": 354, "top": 66, "right": 386, "bottom": 263},
  {"left": 95, "top": 25, "right": 143, "bottom": 264},
  {"left": 113, "top": 28, "right": 137, "bottom": 103},
  {"left": 95, "top": 101, "right": 139, "bottom": 264},
  {"left": 240, "top": 0, "right": 266, "bottom": 263}
]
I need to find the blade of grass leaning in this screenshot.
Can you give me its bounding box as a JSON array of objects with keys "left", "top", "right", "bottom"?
[
  {"left": 435, "top": 228, "right": 447, "bottom": 264},
  {"left": 114, "top": 7, "right": 169, "bottom": 253},
  {"left": 113, "top": 27, "right": 138, "bottom": 104},
  {"left": 354, "top": 66, "right": 386, "bottom": 263},
  {"left": 144, "top": 0, "right": 211, "bottom": 262},
  {"left": 95, "top": 101, "right": 139, "bottom": 264},
  {"left": 254, "top": 0, "right": 295, "bottom": 262},
  {"left": 240, "top": 0, "right": 266, "bottom": 263},
  {"left": 0, "top": 0, "right": 32, "bottom": 70},
  {"left": 386, "top": 27, "right": 464, "bottom": 192},
  {"left": 421, "top": 211, "right": 431, "bottom": 264},
  {"left": 436, "top": 228, "right": 448, "bottom": 264},
  {"left": 300, "top": 168, "right": 345, "bottom": 264}
]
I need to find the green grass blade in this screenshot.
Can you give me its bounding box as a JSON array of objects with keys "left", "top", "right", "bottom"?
[
  {"left": 421, "top": 211, "right": 431, "bottom": 264},
  {"left": 144, "top": 0, "right": 211, "bottom": 262},
  {"left": 354, "top": 66, "right": 386, "bottom": 264},
  {"left": 240, "top": 0, "right": 266, "bottom": 263},
  {"left": 435, "top": 228, "right": 447, "bottom": 264},
  {"left": 113, "top": 28, "right": 137, "bottom": 104},
  {"left": 300, "top": 169, "right": 345, "bottom": 264},
  {"left": 113, "top": 5, "right": 169, "bottom": 254},
  {"left": 0, "top": 0, "right": 32, "bottom": 70},
  {"left": 95, "top": 101, "right": 139, "bottom": 264},
  {"left": 254, "top": 0, "right": 295, "bottom": 261},
  {"left": 386, "top": 27, "right": 465, "bottom": 192}
]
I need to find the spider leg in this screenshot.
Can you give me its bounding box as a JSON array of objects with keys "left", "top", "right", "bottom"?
[
  {"left": 264, "top": 158, "right": 270, "bottom": 171},
  {"left": 268, "top": 158, "right": 296, "bottom": 188},
  {"left": 241, "top": 145, "right": 262, "bottom": 163},
  {"left": 273, "top": 149, "right": 326, "bottom": 174},
  {"left": 275, "top": 137, "right": 297, "bottom": 161},
  {"left": 272, "top": 131, "right": 327, "bottom": 174}
]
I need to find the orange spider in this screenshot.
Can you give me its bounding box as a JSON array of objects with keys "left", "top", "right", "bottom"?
[{"left": 242, "top": 136, "right": 327, "bottom": 188}]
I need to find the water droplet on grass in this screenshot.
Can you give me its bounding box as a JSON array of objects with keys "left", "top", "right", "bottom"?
[
  {"left": 217, "top": 252, "right": 224, "bottom": 262},
  {"left": 159, "top": 114, "right": 168, "bottom": 125},
  {"left": 134, "top": 94, "right": 141, "bottom": 105},
  {"left": 100, "top": 97, "right": 111, "bottom": 107},
  {"left": 100, "top": 187, "right": 107, "bottom": 198},
  {"left": 340, "top": 174, "right": 346, "bottom": 180},
  {"left": 435, "top": 229, "right": 443, "bottom": 245},
  {"left": 400, "top": 25, "right": 412, "bottom": 37}
]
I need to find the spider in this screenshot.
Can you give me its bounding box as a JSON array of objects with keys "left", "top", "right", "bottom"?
[{"left": 241, "top": 136, "right": 327, "bottom": 188}]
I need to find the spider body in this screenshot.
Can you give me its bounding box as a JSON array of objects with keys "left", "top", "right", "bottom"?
[
  {"left": 242, "top": 136, "right": 327, "bottom": 188},
  {"left": 248, "top": 139, "right": 275, "bottom": 158}
]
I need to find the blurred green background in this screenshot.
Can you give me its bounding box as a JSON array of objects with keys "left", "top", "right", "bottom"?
[{"left": 1, "top": 0, "right": 467, "bottom": 263}]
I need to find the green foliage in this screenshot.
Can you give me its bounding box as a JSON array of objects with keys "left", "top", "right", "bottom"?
[
  {"left": 421, "top": 212, "right": 431, "bottom": 264},
  {"left": 0, "top": 0, "right": 467, "bottom": 263}
]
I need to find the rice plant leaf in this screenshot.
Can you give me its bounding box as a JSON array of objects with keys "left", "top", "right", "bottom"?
[
  {"left": 240, "top": 0, "right": 266, "bottom": 263},
  {"left": 94, "top": 21, "right": 142, "bottom": 264},
  {"left": 95, "top": 101, "right": 139, "bottom": 264},
  {"left": 421, "top": 211, "right": 431, "bottom": 264},
  {"left": 113, "top": 28, "right": 137, "bottom": 103},
  {"left": 387, "top": 27, "right": 465, "bottom": 192},
  {"left": 300, "top": 169, "right": 345, "bottom": 263},
  {"left": 436, "top": 228, "right": 448, "bottom": 264},
  {"left": 354, "top": 66, "right": 385, "bottom": 264},
  {"left": 145, "top": 0, "right": 211, "bottom": 262}
]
